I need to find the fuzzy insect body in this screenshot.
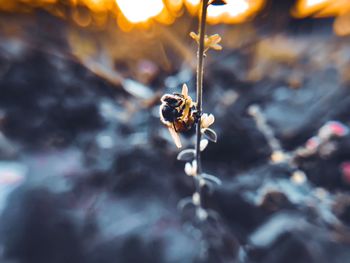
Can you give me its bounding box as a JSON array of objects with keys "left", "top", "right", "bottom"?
[{"left": 160, "top": 84, "right": 198, "bottom": 148}]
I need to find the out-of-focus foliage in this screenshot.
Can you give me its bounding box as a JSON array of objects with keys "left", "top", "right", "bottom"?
[
  {"left": 0, "top": 0, "right": 265, "bottom": 31},
  {"left": 293, "top": 0, "right": 350, "bottom": 35}
]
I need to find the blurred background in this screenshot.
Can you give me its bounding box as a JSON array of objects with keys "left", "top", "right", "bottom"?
[{"left": 1, "top": 0, "right": 350, "bottom": 262}]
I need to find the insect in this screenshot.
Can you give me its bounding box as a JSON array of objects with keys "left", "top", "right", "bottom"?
[{"left": 160, "top": 84, "right": 198, "bottom": 148}]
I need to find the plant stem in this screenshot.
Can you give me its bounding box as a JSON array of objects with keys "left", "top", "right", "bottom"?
[
  {"left": 194, "top": 0, "right": 208, "bottom": 212},
  {"left": 195, "top": 0, "right": 208, "bottom": 176}
]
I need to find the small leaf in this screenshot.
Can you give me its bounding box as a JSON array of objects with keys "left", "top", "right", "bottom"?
[
  {"left": 202, "top": 128, "right": 217, "bottom": 143},
  {"left": 200, "top": 139, "right": 209, "bottom": 151},
  {"left": 203, "top": 181, "right": 215, "bottom": 194},
  {"left": 177, "top": 149, "right": 195, "bottom": 161},
  {"left": 207, "top": 209, "right": 221, "bottom": 223},
  {"left": 202, "top": 173, "right": 222, "bottom": 185},
  {"left": 189, "top": 32, "right": 200, "bottom": 45},
  {"left": 177, "top": 197, "right": 194, "bottom": 211},
  {"left": 189, "top": 31, "right": 198, "bottom": 41},
  {"left": 211, "top": 43, "right": 222, "bottom": 51},
  {"left": 205, "top": 34, "right": 222, "bottom": 52}
]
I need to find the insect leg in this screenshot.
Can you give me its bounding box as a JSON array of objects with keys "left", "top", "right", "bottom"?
[
  {"left": 182, "top": 120, "right": 191, "bottom": 130},
  {"left": 173, "top": 123, "right": 178, "bottom": 133}
]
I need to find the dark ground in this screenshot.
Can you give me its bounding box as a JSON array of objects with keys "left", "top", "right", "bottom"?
[{"left": 0, "top": 6, "right": 350, "bottom": 263}]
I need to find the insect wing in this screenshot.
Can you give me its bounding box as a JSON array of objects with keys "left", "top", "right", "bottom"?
[
  {"left": 182, "top": 84, "right": 188, "bottom": 97},
  {"left": 168, "top": 126, "right": 182, "bottom": 148}
]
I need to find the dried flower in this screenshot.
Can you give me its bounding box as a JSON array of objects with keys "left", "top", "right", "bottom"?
[
  {"left": 200, "top": 114, "right": 217, "bottom": 142},
  {"left": 190, "top": 32, "right": 222, "bottom": 52},
  {"left": 185, "top": 160, "right": 198, "bottom": 177},
  {"left": 201, "top": 113, "right": 215, "bottom": 129}
]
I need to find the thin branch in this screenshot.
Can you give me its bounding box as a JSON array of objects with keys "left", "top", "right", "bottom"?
[
  {"left": 194, "top": 0, "right": 209, "bottom": 215},
  {"left": 195, "top": 0, "right": 208, "bottom": 175}
]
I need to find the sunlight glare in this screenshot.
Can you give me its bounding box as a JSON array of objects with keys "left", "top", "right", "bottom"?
[
  {"left": 185, "top": 0, "right": 200, "bottom": 5},
  {"left": 305, "top": 0, "right": 328, "bottom": 7},
  {"left": 207, "top": 0, "right": 249, "bottom": 18},
  {"left": 116, "top": 0, "right": 164, "bottom": 23}
]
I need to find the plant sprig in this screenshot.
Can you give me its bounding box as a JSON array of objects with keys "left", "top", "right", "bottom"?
[{"left": 176, "top": 0, "right": 223, "bottom": 220}]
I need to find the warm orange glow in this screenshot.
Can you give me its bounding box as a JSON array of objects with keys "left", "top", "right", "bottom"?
[
  {"left": 293, "top": 0, "right": 350, "bottom": 18},
  {"left": 183, "top": 0, "right": 265, "bottom": 24},
  {"left": 165, "top": 0, "right": 183, "bottom": 14},
  {"left": 206, "top": 0, "right": 265, "bottom": 24},
  {"left": 0, "top": 0, "right": 266, "bottom": 29},
  {"left": 293, "top": 0, "right": 350, "bottom": 35},
  {"left": 334, "top": 13, "right": 350, "bottom": 36},
  {"left": 306, "top": 0, "right": 327, "bottom": 7},
  {"left": 115, "top": 0, "right": 164, "bottom": 23},
  {"left": 208, "top": 0, "right": 250, "bottom": 18},
  {"left": 81, "top": 0, "right": 114, "bottom": 12}
]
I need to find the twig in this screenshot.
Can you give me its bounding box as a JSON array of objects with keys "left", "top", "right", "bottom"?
[{"left": 194, "top": 0, "right": 209, "bottom": 215}]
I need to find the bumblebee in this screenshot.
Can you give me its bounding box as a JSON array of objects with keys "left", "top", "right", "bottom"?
[{"left": 160, "top": 84, "right": 198, "bottom": 148}]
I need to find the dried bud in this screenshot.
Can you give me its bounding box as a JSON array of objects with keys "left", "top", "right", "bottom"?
[
  {"left": 190, "top": 32, "right": 222, "bottom": 52},
  {"left": 196, "top": 207, "right": 208, "bottom": 221},
  {"left": 209, "top": 0, "right": 227, "bottom": 5},
  {"left": 192, "top": 192, "right": 201, "bottom": 205},
  {"left": 200, "top": 139, "right": 209, "bottom": 151},
  {"left": 184, "top": 160, "right": 198, "bottom": 177},
  {"left": 201, "top": 113, "right": 215, "bottom": 129}
]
